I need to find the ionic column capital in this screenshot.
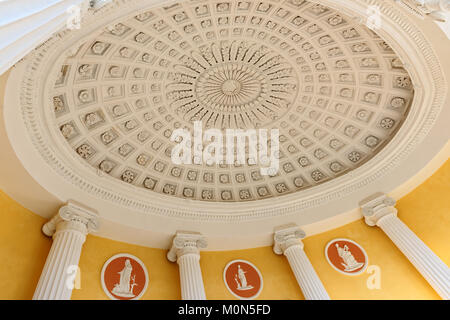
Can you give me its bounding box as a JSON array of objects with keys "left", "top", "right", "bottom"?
[
  {"left": 360, "top": 193, "right": 398, "bottom": 227},
  {"left": 42, "top": 200, "right": 99, "bottom": 238},
  {"left": 167, "top": 231, "right": 207, "bottom": 262},
  {"left": 273, "top": 223, "right": 306, "bottom": 255}
]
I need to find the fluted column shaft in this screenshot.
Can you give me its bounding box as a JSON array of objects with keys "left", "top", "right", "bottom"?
[
  {"left": 274, "top": 224, "right": 330, "bottom": 300},
  {"left": 33, "top": 201, "right": 98, "bottom": 300},
  {"left": 362, "top": 193, "right": 450, "bottom": 300},
  {"left": 378, "top": 214, "right": 449, "bottom": 299},
  {"left": 177, "top": 253, "right": 206, "bottom": 300},
  {"left": 167, "top": 232, "right": 207, "bottom": 300},
  {"left": 33, "top": 221, "right": 86, "bottom": 300},
  {"left": 284, "top": 244, "right": 330, "bottom": 300}
]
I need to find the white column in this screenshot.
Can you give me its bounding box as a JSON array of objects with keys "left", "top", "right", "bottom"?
[
  {"left": 33, "top": 201, "right": 99, "bottom": 300},
  {"left": 167, "top": 232, "right": 207, "bottom": 300},
  {"left": 273, "top": 224, "right": 330, "bottom": 300},
  {"left": 361, "top": 193, "right": 450, "bottom": 300}
]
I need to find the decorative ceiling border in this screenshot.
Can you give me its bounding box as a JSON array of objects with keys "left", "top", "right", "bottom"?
[{"left": 7, "top": 0, "right": 447, "bottom": 223}]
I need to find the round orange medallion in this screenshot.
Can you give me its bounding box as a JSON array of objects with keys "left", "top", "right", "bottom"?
[
  {"left": 101, "top": 253, "right": 148, "bottom": 300},
  {"left": 325, "top": 238, "right": 368, "bottom": 275},
  {"left": 223, "top": 260, "right": 263, "bottom": 300}
]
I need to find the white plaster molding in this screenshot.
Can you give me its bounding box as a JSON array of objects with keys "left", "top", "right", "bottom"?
[
  {"left": 33, "top": 201, "right": 99, "bottom": 300},
  {"left": 167, "top": 231, "right": 207, "bottom": 300},
  {"left": 2, "top": 0, "right": 449, "bottom": 250},
  {"left": 273, "top": 224, "right": 330, "bottom": 300},
  {"left": 361, "top": 193, "right": 450, "bottom": 300},
  {"left": 0, "top": 0, "right": 98, "bottom": 76},
  {"left": 5, "top": 0, "right": 446, "bottom": 219},
  {"left": 20, "top": 1, "right": 416, "bottom": 204},
  {"left": 395, "top": 0, "right": 450, "bottom": 21}
]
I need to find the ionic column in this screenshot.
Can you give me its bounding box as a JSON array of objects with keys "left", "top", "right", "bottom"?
[
  {"left": 167, "top": 232, "right": 207, "bottom": 300},
  {"left": 361, "top": 193, "right": 450, "bottom": 300},
  {"left": 33, "top": 201, "right": 99, "bottom": 300},
  {"left": 273, "top": 224, "right": 330, "bottom": 300}
]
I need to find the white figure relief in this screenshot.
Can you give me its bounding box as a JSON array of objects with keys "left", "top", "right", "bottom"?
[
  {"left": 336, "top": 243, "right": 364, "bottom": 272},
  {"left": 112, "top": 259, "right": 137, "bottom": 298},
  {"left": 234, "top": 265, "right": 254, "bottom": 291}
]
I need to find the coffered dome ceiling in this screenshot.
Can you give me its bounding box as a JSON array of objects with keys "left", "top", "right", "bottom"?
[
  {"left": 4, "top": 0, "right": 448, "bottom": 248},
  {"left": 49, "top": 0, "right": 415, "bottom": 202}
]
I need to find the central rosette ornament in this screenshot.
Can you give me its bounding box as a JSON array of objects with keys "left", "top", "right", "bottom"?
[
  {"left": 196, "top": 62, "right": 265, "bottom": 109},
  {"left": 221, "top": 79, "right": 242, "bottom": 96},
  {"left": 166, "top": 41, "right": 299, "bottom": 129}
]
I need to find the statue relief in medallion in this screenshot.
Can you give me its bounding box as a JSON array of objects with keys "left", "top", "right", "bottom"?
[{"left": 325, "top": 239, "right": 368, "bottom": 275}]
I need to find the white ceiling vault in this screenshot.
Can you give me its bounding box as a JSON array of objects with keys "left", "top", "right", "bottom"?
[
  {"left": 50, "top": 0, "right": 415, "bottom": 202},
  {"left": 3, "top": 0, "right": 449, "bottom": 249}
]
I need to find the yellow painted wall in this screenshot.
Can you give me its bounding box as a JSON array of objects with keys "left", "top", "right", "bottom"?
[
  {"left": 0, "top": 159, "right": 448, "bottom": 300},
  {"left": 0, "top": 191, "right": 51, "bottom": 299},
  {"left": 71, "top": 235, "right": 181, "bottom": 300}
]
